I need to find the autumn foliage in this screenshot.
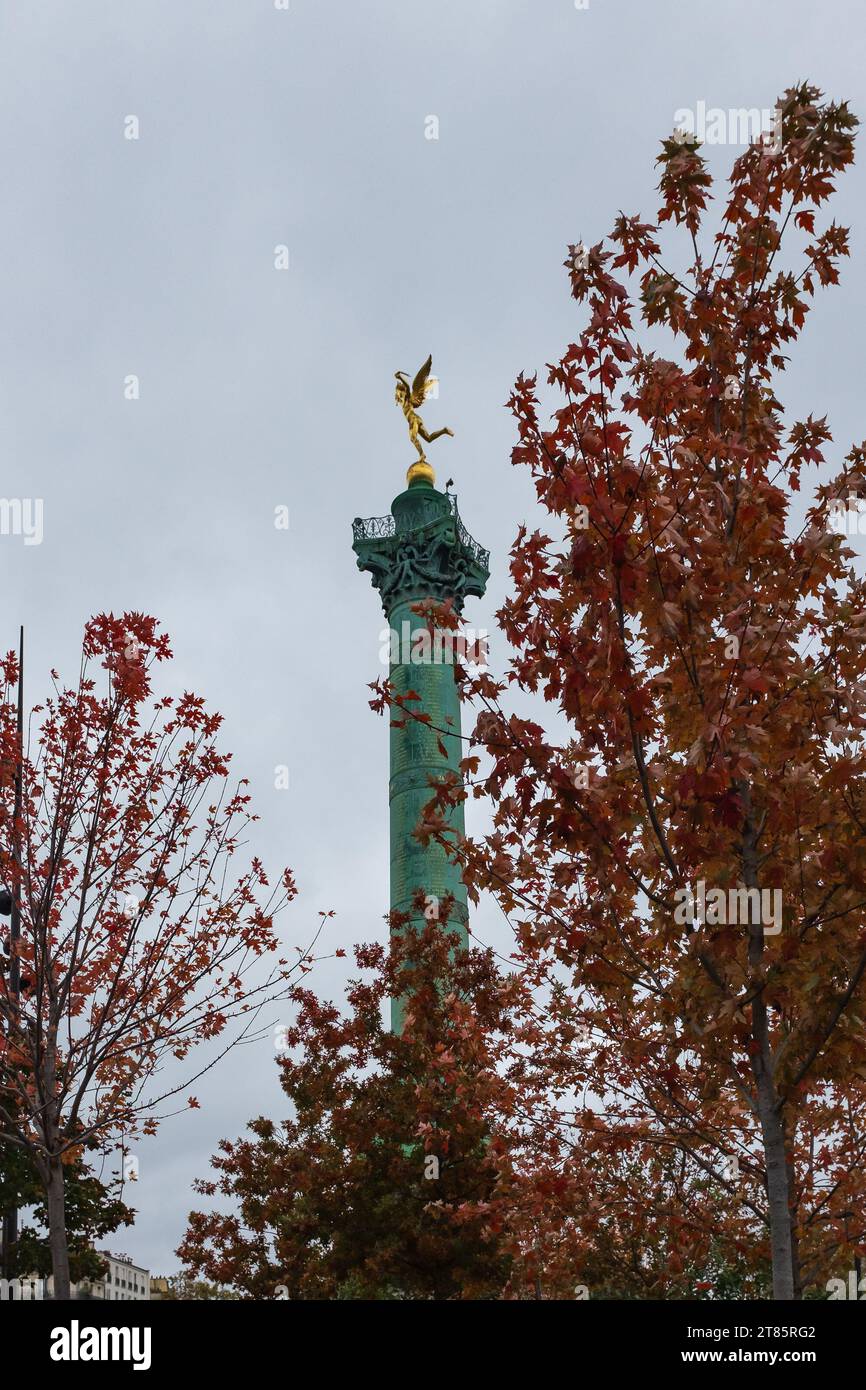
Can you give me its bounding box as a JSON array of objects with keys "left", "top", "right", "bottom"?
[
  {"left": 179, "top": 909, "right": 516, "bottom": 1299},
  {"left": 12, "top": 78, "right": 866, "bottom": 1305},
  {"left": 0, "top": 614, "right": 300, "bottom": 1297},
  {"left": 384, "top": 84, "right": 866, "bottom": 1300}
]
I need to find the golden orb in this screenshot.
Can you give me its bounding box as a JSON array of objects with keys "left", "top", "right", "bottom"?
[{"left": 406, "top": 459, "right": 436, "bottom": 487}]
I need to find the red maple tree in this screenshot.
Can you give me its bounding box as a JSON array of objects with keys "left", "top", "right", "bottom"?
[
  {"left": 179, "top": 907, "right": 518, "bottom": 1299},
  {"left": 393, "top": 83, "right": 866, "bottom": 1299},
  {"left": 0, "top": 614, "right": 305, "bottom": 1298}
]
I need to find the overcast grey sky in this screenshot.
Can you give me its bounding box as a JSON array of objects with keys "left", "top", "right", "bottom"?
[{"left": 2, "top": 0, "right": 864, "bottom": 1276}]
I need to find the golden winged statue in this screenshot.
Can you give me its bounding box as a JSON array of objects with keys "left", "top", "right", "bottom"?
[{"left": 395, "top": 354, "right": 453, "bottom": 484}]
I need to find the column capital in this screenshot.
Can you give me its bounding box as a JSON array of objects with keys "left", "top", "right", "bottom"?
[{"left": 352, "top": 479, "right": 489, "bottom": 617}]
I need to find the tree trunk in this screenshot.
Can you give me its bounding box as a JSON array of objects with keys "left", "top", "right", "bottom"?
[
  {"left": 753, "top": 1051, "right": 795, "bottom": 1299},
  {"left": 787, "top": 1148, "right": 803, "bottom": 1299},
  {"left": 46, "top": 1155, "right": 71, "bottom": 1300},
  {"left": 741, "top": 782, "right": 797, "bottom": 1300}
]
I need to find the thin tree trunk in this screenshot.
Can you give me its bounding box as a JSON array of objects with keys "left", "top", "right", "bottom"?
[
  {"left": 740, "top": 783, "right": 796, "bottom": 1300},
  {"left": 787, "top": 1148, "right": 803, "bottom": 1299},
  {"left": 46, "top": 1155, "right": 71, "bottom": 1300},
  {"left": 753, "top": 1052, "right": 795, "bottom": 1298}
]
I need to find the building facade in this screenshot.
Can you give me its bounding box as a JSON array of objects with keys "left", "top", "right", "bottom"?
[
  {"left": 85, "top": 1251, "right": 150, "bottom": 1301},
  {"left": 6, "top": 1251, "right": 150, "bottom": 1300}
]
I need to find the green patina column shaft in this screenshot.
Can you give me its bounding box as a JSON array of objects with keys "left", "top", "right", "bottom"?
[{"left": 352, "top": 473, "right": 489, "bottom": 1032}]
